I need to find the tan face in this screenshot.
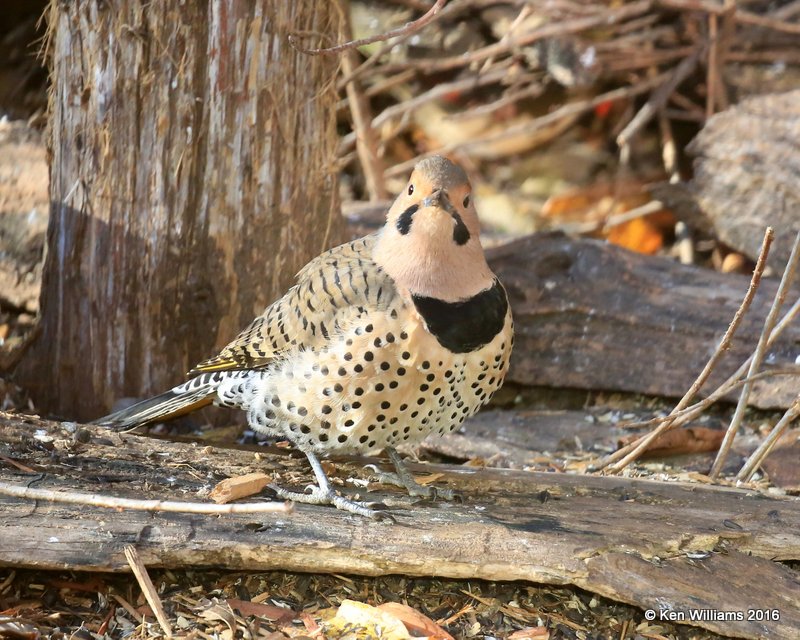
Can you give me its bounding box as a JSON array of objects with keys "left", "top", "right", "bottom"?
[
  {"left": 374, "top": 156, "right": 495, "bottom": 302},
  {"left": 386, "top": 156, "right": 481, "bottom": 250}
]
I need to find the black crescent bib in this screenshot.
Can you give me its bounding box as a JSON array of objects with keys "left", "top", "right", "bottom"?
[{"left": 412, "top": 279, "right": 508, "bottom": 353}]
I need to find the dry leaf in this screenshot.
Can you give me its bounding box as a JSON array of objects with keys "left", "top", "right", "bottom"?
[
  {"left": 325, "top": 599, "right": 410, "bottom": 640},
  {"left": 209, "top": 473, "right": 272, "bottom": 504},
  {"left": 196, "top": 599, "right": 236, "bottom": 632},
  {"left": 377, "top": 602, "right": 455, "bottom": 640},
  {"left": 606, "top": 213, "right": 672, "bottom": 255},
  {"left": 226, "top": 598, "right": 295, "bottom": 622}
]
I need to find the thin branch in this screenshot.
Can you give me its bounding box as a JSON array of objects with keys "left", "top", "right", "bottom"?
[
  {"left": 125, "top": 545, "right": 174, "bottom": 638},
  {"left": 738, "top": 395, "right": 800, "bottom": 482},
  {"left": 290, "top": 0, "right": 446, "bottom": 56},
  {"left": 376, "top": 0, "right": 653, "bottom": 75},
  {"left": 384, "top": 71, "right": 670, "bottom": 178},
  {"left": 710, "top": 230, "right": 800, "bottom": 478},
  {"left": 659, "top": 0, "right": 800, "bottom": 33},
  {"left": 616, "top": 45, "right": 704, "bottom": 148},
  {"left": 0, "top": 482, "right": 293, "bottom": 514},
  {"left": 338, "top": 0, "right": 388, "bottom": 200},
  {"left": 553, "top": 200, "right": 666, "bottom": 235},
  {"left": 338, "top": 63, "right": 515, "bottom": 157},
  {"left": 600, "top": 228, "right": 774, "bottom": 472},
  {"left": 600, "top": 294, "right": 800, "bottom": 472}
]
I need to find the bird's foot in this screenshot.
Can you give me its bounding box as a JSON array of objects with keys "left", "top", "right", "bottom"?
[
  {"left": 365, "top": 466, "right": 456, "bottom": 500},
  {"left": 368, "top": 447, "right": 458, "bottom": 501},
  {"left": 268, "top": 482, "right": 391, "bottom": 520}
]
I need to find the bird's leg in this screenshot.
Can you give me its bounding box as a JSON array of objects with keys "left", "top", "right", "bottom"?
[
  {"left": 367, "top": 447, "right": 456, "bottom": 500},
  {"left": 270, "top": 449, "right": 386, "bottom": 519}
]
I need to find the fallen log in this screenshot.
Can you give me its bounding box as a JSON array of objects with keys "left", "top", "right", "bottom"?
[
  {"left": 489, "top": 233, "right": 800, "bottom": 409},
  {"left": 0, "top": 414, "right": 798, "bottom": 638}
]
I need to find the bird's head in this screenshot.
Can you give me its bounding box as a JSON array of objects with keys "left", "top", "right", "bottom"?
[{"left": 374, "top": 155, "right": 494, "bottom": 302}]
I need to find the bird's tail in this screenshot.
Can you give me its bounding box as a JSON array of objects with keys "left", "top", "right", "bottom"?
[{"left": 94, "top": 371, "right": 227, "bottom": 430}]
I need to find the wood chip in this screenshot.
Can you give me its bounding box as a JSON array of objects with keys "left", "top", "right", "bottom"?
[{"left": 209, "top": 473, "right": 272, "bottom": 504}]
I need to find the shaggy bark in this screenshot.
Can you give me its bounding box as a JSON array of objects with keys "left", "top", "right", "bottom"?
[{"left": 19, "top": 1, "right": 345, "bottom": 420}]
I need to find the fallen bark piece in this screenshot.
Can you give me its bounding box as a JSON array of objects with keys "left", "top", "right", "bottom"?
[
  {"left": 209, "top": 473, "right": 272, "bottom": 504},
  {"left": 617, "top": 426, "right": 725, "bottom": 457}
]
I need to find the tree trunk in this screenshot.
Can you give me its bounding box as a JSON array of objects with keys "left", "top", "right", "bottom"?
[{"left": 18, "top": 1, "right": 345, "bottom": 420}]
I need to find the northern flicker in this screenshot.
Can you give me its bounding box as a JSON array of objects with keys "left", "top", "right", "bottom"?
[{"left": 97, "top": 156, "right": 514, "bottom": 518}]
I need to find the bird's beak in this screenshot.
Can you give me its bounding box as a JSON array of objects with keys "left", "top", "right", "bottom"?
[{"left": 422, "top": 188, "right": 457, "bottom": 216}]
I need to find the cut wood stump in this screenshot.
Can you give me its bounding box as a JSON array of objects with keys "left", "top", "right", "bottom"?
[{"left": 0, "top": 413, "right": 798, "bottom": 639}]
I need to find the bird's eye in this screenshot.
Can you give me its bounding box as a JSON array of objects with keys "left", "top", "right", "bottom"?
[
  {"left": 408, "top": 184, "right": 414, "bottom": 196},
  {"left": 463, "top": 194, "right": 471, "bottom": 208}
]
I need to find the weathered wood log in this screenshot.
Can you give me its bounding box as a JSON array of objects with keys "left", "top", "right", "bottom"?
[
  {"left": 0, "top": 414, "right": 798, "bottom": 639},
  {"left": 16, "top": 1, "right": 345, "bottom": 420},
  {"left": 488, "top": 233, "right": 800, "bottom": 409}
]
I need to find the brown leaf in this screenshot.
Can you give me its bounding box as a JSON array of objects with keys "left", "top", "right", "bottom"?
[
  {"left": 377, "top": 602, "right": 455, "bottom": 640},
  {"left": 209, "top": 473, "right": 272, "bottom": 504},
  {"left": 226, "top": 598, "right": 295, "bottom": 622}
]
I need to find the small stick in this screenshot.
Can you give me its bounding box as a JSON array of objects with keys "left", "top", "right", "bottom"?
[
  {"left": 601, "top": 228, "right": 774, "bottom": 472},
  {"left": 112, "top": 593, "right": 145, "bottom": 623},
  {"left": 659, "top": 0, "right": 800, "bottom": 34},
  {"left": 376, "top": 0, "right": 652, "bottom": 75},
  {"left": 706, "top": 13, "right": 718, "bottom": 118},
  {"left": 616, "top": 46, "right": 704, "bottom": 148},
  {"left": 554, "top": 201, "right": 665, "bottom": 235},
  {"left": 0, "top": 482, "right": 293, "bottom": 514},
  {"left": 338, "top": 0, "right": 388, "bottom": 201},
  {"left": 290, "top": 0, "right": 446, "bottom": 56},
  {"left": 738, "top": 395, "right": 800, "bottom": 482},
  {"left": 711, "top": 230, "right": 800, "bottom": 478},
  {"left": 124, "top": 545, "right": 173, "bottom": 638},
  {"left": 617, "top": 367, "right": 800, "bottom": 432},
  {"left": 338, "top": 63, "right": 514, "bottom": 157},
  {"left": 384, "top": 71, "right": 670, "bottom": 178},
  {"left": 602, "top": 268, "right": 800, "bottom": 471}
]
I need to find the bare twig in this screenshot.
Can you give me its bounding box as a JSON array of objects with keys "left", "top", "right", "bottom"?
[
  {"left": 706, "top": 12, "right": 719, "bottom": 118},
  {"left": 616, "top": 45, "right": 704, "bottom": 148},
  {"left": 658, "top": 0, "right": 800, "bottom": 34},
  {"left": 600, "top": 228, "right": 774, "bottom": 473},
  {"left": 385, "top": 71, "right": 670, "bottom": 178},
  {"left": 338, "top": 0, "right": 388, "bottom": 200},
  {"left": 602, "top": 295, "right": 800, "bottom": 471},
  {"left": 710, "top": 231, "right": 800, "bottom": 478},
  {"left": 125, "top": 545, "right": 173, "bottom": 638},
  {"left": 290, "top": 0, "right": 446, "bottom": 56},
  {"left": 0, "top": 482, "right": 293, "bottom": 514},
  {"left": 553, "top": 200, "right": 666, "bottom": 235},
  {"left": 377, "top": 0, "right": 653, "bottom": 75},
  {"left": 738, "top": 395, "right": 800, "bottom": 482},
  {"left": 338, "top": 63, "right": 515, "bottom": 157},
  {"left": 445, "top": 81, "right": 546, "bottom": 121}
]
